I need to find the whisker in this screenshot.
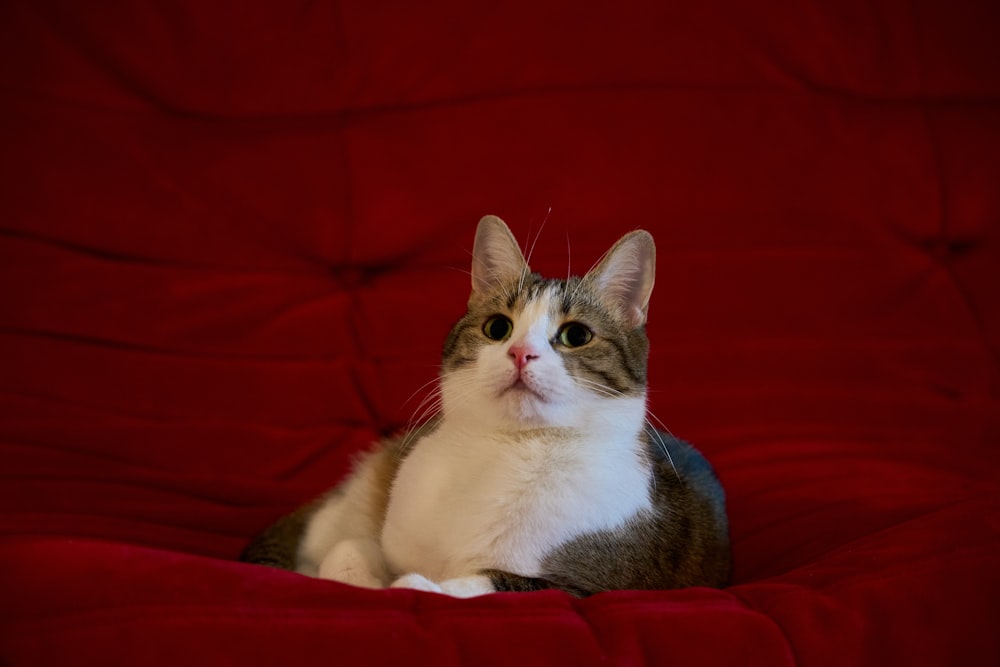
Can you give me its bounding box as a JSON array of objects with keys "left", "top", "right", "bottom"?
[
  {"left": 524, "top": 208, "right": 550, "bottom": 268},
  {"left": 565, "top": 230, "right": 572, "bottom": 285},
  {"left": 396, "top": 370, "right": 492, "bottom": 456},
  {"left": 646, "top": 410, "right": 679, "bottom": 442},
  {"left": 571, "top": 376, "right": 626, "bottom": 399},
  {"left": 646, "top": 420, "right": 681, "bottom": 482},
  {"left": 570, "top": 377, "right": 680, "bottom": 482},
  {"left": 401, "top": 376, "right": 443, "bottom": 409},
  {"left": 466, "top": 248, "right": 518, "bottom": 304},
  {"left": 517, "top": 209, "right": 550, "bottom": 295},
  {"left": 398, "top": 395, "right": 442, "bottom": 456}
]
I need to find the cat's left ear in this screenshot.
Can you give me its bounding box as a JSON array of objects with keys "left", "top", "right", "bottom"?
[
  {"left": 584, "top": 230, "right": 656, "bottom": 327},
  {"left": 470, "top": 215, "right": 529, "bottom": 298}
]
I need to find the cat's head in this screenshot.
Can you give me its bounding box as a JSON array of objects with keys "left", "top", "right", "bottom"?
[{"left": 439, "top": 215, "right": 655, "bottom": 432}]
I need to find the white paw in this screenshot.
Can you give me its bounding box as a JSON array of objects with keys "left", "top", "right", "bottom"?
[
  {"left": 318, "top": 539, "right": 385, "bottom": 589},
  {"left": 390, "top": 573, "right": 443, "bottom": 593},
  {"left": 389, "top": 573, "right": 495, "bottom": 597},
  {"left": 439, "top": 575, "right": 496, "bottom": 598}
]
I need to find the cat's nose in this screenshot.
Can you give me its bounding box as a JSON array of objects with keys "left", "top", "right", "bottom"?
[{"left": 508, "top": 344, "right": 539, "bottom": 370}]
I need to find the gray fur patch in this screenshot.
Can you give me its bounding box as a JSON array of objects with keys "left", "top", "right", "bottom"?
[{"left": 481, "top": 431, "right": 731, "bottom": 597}]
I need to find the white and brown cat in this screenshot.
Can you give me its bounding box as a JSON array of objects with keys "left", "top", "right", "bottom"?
[{"left": 241, "top": 215, "right": 730, "bottom": 597}]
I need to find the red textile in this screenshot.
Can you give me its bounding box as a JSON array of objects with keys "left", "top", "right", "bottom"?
[{"left": 2, "top": 1, "right": 999, "bottom": 665}]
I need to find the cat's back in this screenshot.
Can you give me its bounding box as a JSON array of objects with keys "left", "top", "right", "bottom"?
[
  {"left": 534, "top": 430, "right": 730, "bottom": 595},
  {"left": 648, "top": 430, "right": 730, "bottom": 585},
  {"left": 648, "top": 430, "right": 727, "bottom": 518}
]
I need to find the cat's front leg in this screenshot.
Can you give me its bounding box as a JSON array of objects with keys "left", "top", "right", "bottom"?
[{"left": 318, "top": 538, "right": 387, "bottom": 589}]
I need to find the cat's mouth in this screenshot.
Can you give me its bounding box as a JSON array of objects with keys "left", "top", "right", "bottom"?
[{"left": 501, "top": 378, "right": 546, "bottom": 402}]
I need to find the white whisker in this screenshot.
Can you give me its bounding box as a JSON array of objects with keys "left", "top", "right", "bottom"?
[
  {"left": 571, "top": 376, "right": 626, "bottom": 399},
  {"left": 644, "top": 418, "right": 680, "bottom": 482},
  {"left": 517, "top": 209, "right": 550, "bottom": 295},
  {"left": 570, "top": 377, "right": 680, "bottom": 482},
  {"left": 565, "top": 231, "right": 572, "bottom": 285}
]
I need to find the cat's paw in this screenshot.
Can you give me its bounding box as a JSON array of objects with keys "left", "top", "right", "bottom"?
[
  {"left": 389, "top": 573, "right": 495, "bottom": 597},
  {"left": 390, "top": 573, "right": 443, "bottom": 594},
  {"left": 439, "top": 575, "right": 496, "bottom": 598}
]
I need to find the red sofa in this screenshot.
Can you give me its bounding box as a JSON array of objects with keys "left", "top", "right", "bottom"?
[{"left": 2, "top": 1, "right": 998, "bottom": 665}]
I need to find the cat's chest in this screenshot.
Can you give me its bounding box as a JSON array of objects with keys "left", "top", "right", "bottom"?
[{"left": 381, "top": 428, "right": 652, "bottom": 580}]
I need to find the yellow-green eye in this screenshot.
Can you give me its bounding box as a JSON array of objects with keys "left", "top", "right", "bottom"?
[
  {"left": 483, "top": 315, "right": 513, "bottom": 341},
  {"left": 558, "top": 322, "right": 593, "bottom": 348}
]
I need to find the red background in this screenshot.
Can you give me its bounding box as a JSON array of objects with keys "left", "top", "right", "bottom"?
[{"left": 2, "top": 1, "right": 999, "bottom": 665}]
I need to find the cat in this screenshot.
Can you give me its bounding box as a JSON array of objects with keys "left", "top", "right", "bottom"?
[{"left": 241, "top": 215, "right": 731, "bottom": 597}]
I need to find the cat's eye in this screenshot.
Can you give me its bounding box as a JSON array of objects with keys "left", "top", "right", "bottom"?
[
  {"left": 557, "top": 322, "right": 593, "bottom": 348},
  {"left": 483, "top": 315, "right": 514, "bottom": 341}
]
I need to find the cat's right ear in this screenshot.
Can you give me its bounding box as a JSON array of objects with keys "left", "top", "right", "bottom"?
[
  {"left": 584, "top": 230, "right": 656, "bottom": 328},
  {"left": 470, "top": 215, "right": 528, "bottom": 297}
]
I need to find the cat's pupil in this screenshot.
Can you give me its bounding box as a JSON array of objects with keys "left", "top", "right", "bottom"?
[
  {"left": 558, "top": 322, "right": 593, "bottom": 348},
  {"left": 483, "top": 315, "right": 513, "bottom": 341}
]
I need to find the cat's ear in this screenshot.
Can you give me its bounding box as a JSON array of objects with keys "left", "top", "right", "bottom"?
[
  {"left": 584, "top": 230, "right": 656, "bottom": 327},
  {"left": 470, "top": 215, "right": 528, "bottom": 297}
]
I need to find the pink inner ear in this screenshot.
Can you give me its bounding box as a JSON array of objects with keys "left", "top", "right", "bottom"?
[
  {"left": 584, "top": 231, "right": 655, "bottom": 328},
  {"left": 628, "top": 305, "right": 647, "bottom": 328},
  {"left": 471, "top": 217, "right": 529, "bottom": 296}
]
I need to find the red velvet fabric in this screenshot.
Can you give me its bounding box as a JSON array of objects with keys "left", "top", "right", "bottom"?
[{"left": 2, "top": 1, "right": 999, "bottom": 665}]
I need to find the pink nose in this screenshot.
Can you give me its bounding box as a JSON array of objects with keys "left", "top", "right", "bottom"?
[{"left": 508, "top": 344, "right": 539, "bottom": 370}]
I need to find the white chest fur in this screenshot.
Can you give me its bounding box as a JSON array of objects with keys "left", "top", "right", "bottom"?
[{"left": 381, "top": 421, "right": 653, "bottom": 581}]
